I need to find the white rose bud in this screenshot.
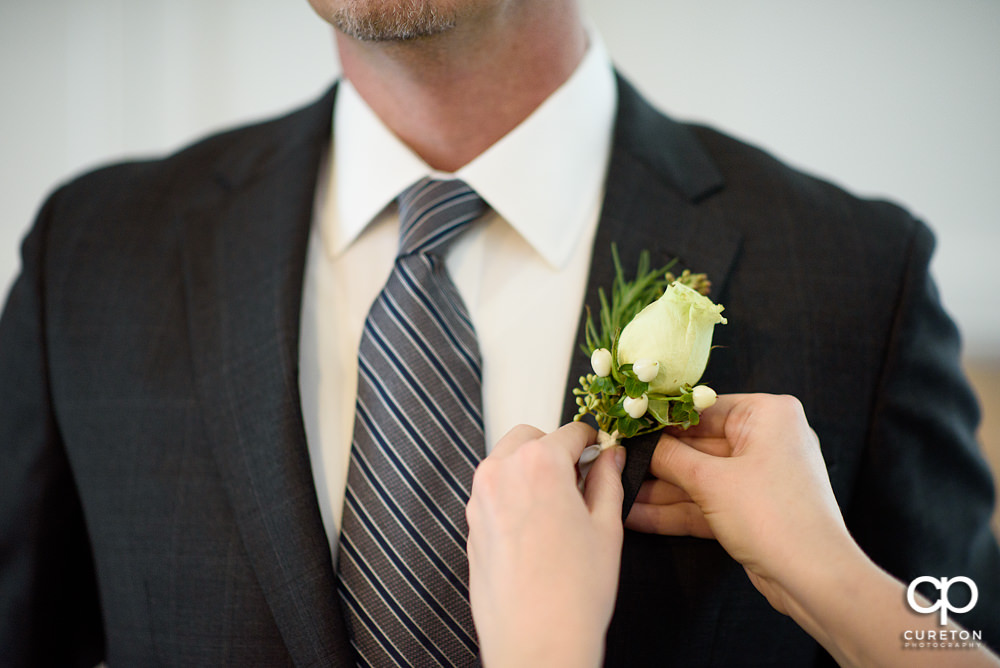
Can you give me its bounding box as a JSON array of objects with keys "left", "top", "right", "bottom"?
[
  {"left": 623, "top": 394, "right": 649, "bottom": 419},
  {"left": 617, "top": 282, "right": 726, "bottom": 395},
  {"left": 632, "top": 359, "right": 659, "bottom": 383},
  {"left": 692, "top": 385, "right": 717, "bottom": 411},
  {"left": 591, "top": 348, "right": 613, "bottom": 377}
]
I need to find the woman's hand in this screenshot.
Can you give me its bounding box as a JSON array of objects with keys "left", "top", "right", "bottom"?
[
  {"left": 625, "top": 393, "right": 855, "bottom": 614},
  {"left": 466, "top": 422, "right": 626, "bottom": 667},
  {"left": 624, "top": 394, "right": 1000, "bottom": 667}
]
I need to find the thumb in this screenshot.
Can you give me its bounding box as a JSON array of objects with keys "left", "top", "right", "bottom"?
[
  {"left": 649, "top": 432, "right": 719, "bottom": 496},
  {"left": 583, "top": 446, "right": 626, "bottom": 531}
]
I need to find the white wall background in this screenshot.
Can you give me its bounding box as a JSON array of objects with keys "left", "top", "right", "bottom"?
[{"left": 2, "top": 0, "right": 998, "bottom": 355}]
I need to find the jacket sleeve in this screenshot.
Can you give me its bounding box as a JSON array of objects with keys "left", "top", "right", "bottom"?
[
  {"left": 846, "top": 219, "right": 1000, "bottom": 647},
  {"left": 0, "top": 191, "right": 105, "bottom": 667}
]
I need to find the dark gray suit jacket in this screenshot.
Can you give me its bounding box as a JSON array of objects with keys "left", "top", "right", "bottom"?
[{"left": 2, "top": 77, "right": 998, "bottom": 666}]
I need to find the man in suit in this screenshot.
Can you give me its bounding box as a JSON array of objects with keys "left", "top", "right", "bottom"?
[{"left": 1, "top": 0, "right": 998, "bottom": 665}]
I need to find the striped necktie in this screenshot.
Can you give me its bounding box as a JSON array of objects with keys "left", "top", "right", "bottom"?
[{"left": 338, "top": 178, "right": 487, "bottom": 666}]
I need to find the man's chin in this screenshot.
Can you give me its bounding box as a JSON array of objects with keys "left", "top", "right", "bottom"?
[{"left": 330, "top": 3, "right": 458, "bottom": 43}]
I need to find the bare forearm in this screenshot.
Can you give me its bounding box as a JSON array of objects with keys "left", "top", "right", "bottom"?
[{"left": 781, "top": 545, "right": 998, "bottom": 668}]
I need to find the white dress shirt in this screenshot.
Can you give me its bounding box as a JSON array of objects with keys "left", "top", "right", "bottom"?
[{"left": 298, "top": 36, "right": 617, "bottom": 558}]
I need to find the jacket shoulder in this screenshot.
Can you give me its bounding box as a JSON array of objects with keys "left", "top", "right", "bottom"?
[{"left": 689, "top": 123, "right": 922, "bottom": 243}]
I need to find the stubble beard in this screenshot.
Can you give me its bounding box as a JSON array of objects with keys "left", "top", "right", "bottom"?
[{"left": 329, "top": 0, "right": 459, "bottom": 42}]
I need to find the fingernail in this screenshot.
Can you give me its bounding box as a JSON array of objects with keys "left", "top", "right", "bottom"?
[
  {"left": 614, "top": 446, "right": 626, "bottom": 473},
  {"left": 579, "top": 444, "right": 602, "bottom": 466}
]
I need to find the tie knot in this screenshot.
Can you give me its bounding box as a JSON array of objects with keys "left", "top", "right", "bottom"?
[{"left": 397, "top": 178, "right": 486, "bottom": 257}]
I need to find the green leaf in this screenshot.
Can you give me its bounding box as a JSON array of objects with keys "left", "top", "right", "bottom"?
[
  {"left": 582, "top": 305, "right": 598, "bottom": 355},
  {"left": 592, "top": 376, "right": 617, "bottom": 395},
  {"left": 623, "top": 374, "right": 648, "bottom": 399},
  {"left": 609, "top": 330, "right": 624, "bottom": 384},
  {"left": 669, "top": 402, "right": 697, "bottom": 425},
  {"left": 598, "top": 289, "right": 612, "bottom": 350},
  {"left": 647, "top": 399, "right": 673, "bottom": 424},
  {"left": 608, "top": 400, "right": 628, "bottom": 418},
  {"left": 617, "top": 415, "right": 642, "bottom": 438}
]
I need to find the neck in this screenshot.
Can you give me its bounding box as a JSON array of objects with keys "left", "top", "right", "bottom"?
[{"left": 334, "top": 3, "right": 587, "bottom": 172}]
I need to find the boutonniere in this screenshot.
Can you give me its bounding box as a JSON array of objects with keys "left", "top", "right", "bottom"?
[{"left": 573, "top": 246, "right": 727, "bottom": 449}]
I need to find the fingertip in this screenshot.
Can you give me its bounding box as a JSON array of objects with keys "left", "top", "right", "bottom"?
[
  {"left": 490, "top": 423, "right": 546, "bottom": 458},
  {"left": 562, "top": 420, "right": 598, "bottom": 443},
  {"left": 505, "top": 423, "right": 546, "bottom": 442},
  {"left": 540, "top": 421, "right": 598, "bottom": 461}
]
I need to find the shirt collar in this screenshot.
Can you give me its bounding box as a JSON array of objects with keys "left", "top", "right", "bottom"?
[{"left": 324, "top": 31, "right": 617, "bottom": 269}]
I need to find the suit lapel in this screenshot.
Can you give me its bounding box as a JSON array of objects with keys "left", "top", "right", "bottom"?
[
  {"left": 561, "top": 75, "right": 743, "bottom": 511},
  {"left": 181, "top": 86, "right": 354, "bottom": 666}
]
